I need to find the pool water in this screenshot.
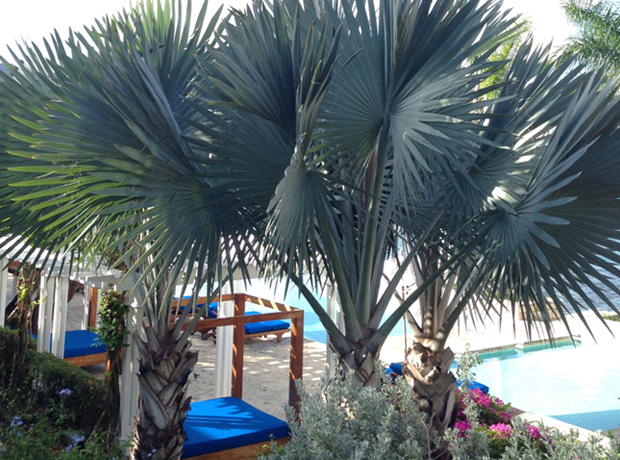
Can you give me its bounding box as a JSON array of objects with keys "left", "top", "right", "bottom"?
[
  {"left": 282, "top": 290, "right": 412, "bottom": 344},
  {"left": 466, "top": 342, "right": 620, "bottom": 432}
]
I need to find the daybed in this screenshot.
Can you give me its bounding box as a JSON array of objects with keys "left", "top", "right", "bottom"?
[
  {"left": 33, "top": 329, "right": 107, "bottom": 367},
  {"left": 182, "top": 397, "right": 288, "bottom": 460}
]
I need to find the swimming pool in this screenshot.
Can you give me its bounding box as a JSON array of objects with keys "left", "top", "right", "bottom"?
[
  {"left": 467, "top": 341, "right": 620, "bottom": 432},
  {"left": 282, "top": 290, "right": 411, "bottom": 344}
]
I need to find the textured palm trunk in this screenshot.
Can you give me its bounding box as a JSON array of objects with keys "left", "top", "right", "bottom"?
[
  {"left": 131, "top": 331, "right": 198, "bottom": 460},
  {"left": 402, "top": 341, "right": 457, "bottom": 434},
  {"left": 339, "top": 346, "right": 383, "bottom": 388},
  {"left": 401, "top": 341, "right": 456, "bottom": 460}
]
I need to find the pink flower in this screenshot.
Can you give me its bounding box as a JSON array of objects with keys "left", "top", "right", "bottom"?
[
  {"left": 527, "top": 425, "right": 541, "bottom": 439},
  {"left": 455, "top": 420, "right": 472, "bottom": 437},
  {"left": 489, "top": 423, "right": 511, "bottom": 438}
]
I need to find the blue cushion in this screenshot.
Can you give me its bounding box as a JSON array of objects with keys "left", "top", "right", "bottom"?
[
  {"left": 244, "top": 321, "right": 272, "bottom": 334},
  {"left": 388, "top": 363, "right": 489, "bottom": 393},
  {"left": 261, "top": 320, "right": 289, "bottom": 332},
  {"left": 389, "top": 363, "right": 404, "bottom": 375},
  {"left": 64, "top": 330, "right": 107, "bottom": 358},
  {"left": 457, "top": 379, "right": 489, "bottom": 394},
  {"left": 243, "top": 311, "right": 289, "bottom": 334},
  {"left": 31, "top": 330, "right": 107, "bottom": 358},
  {"left": 182, "top": 397, "right": 288, "bottom": 458}
]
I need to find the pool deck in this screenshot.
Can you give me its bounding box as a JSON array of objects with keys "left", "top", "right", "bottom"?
[{"left": 61, "top": 291, "right": 620, "bottom": 439}]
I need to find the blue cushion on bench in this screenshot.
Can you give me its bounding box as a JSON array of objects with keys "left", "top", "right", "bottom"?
[
  {"left": 389, "top": 363, "right": 403, "bottom": 375},
  {"left": 182, "top": 397, "right": 288, "bottom": 458},
  {"left": 32, "top": 330, "right": 107, "bottom": 358},
  {"left": 244, "top": 312, "right": 289, "bottom": 334},
  {"left": 64, "top": 330, "right": 107, "bottom": 358}
]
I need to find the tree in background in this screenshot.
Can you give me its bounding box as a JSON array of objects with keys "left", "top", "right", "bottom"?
[{"left": 561, "top": 0, "right": 620, "bottom": 73}]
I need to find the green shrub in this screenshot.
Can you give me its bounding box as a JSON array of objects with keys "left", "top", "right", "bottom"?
[
  {"left": 0, "top": 329, "right": 121, "bottom": 458},
  {"left": 0, "top": 327, "right": 36, "bottom": 387},
  {"left": 27, "top": 350, "right": 108, "bottom": 433},
  {"left": 0, "top": 414, "right": 127, "bottom": 459},
  {"left": 259, "top": 367, "right": 438, "bottom": 460},
  {"left": 1, "top": 327, "right": 108, "bottom": 435}
]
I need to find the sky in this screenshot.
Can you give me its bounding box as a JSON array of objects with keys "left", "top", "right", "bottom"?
[{"left": 0, "top": 0, "right": 575, "bottom": 58}]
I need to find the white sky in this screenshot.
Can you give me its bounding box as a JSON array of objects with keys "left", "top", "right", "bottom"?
[{"left": 0, "top": 0, "right": 574, "bottom": 58}]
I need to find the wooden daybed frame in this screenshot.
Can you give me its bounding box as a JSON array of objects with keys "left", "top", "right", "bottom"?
[
  {"left": 62, "top": 287, "right": 108, "bottom": 367},
  {"left": 173, "top": 294, "right": 304, "bottom": 459},
  {"left": 75, "top": 291, "right": 303, "bottom": 459},
  {"left": 185, "top": 437, "right": 289, "bottom": 460},
  {"left": 173, "top": 293, "right": 304, "bottom": 405},
  {"left": 172, "top": 295, "right": 292, "bottom": 343}
]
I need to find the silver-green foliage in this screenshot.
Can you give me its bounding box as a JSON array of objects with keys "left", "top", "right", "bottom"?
[{"left": 260, "top": 369, "right": 436, "bottom": 460}]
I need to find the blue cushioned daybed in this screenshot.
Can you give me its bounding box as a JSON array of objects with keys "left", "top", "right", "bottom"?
[
  {"left": 33, "top": 330, "right": 107, "bottom": 367},
  {"left": 207, "top": 304, "right": 291, "bottom": 343},
  {"left": 385, "top": 362, "right": 489, "bottom": 394},
  {"left": 63, "top": 330, "right": 107, "bottom": 359},
  {"left": 182, "top": 397, "right": 289, "bottom": 460},
  {"left": 243, "top": 311, "right": 290, "bottom": 341}
]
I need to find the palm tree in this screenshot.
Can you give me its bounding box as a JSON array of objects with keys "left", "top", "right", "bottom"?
[
  {"left": 2, "top": 0, "right": 620, "bottom": 455},
  {"left": 197, "top": 0, "right": 620, "bottom": 433},
  {"left": 561, "top": 0, "right": 620, "bottom": 73},
  {"left": 0, "top": 2, "right": 247, "bottom": 459}
]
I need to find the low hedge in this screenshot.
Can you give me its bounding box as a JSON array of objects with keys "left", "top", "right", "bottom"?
[
  {"left": 0, "top": 327, "right": 108, "bottom": 434},
  {"left": 27, "top": 350, "right": 108, "bottom": 432}
]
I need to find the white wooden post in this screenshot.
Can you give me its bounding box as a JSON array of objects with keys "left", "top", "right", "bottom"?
[
  {"left": 119, "top": 286, "right": 144, "bottom": 444},
  {"left": 37, "top": 274, "right": 55, "bottom": 353},
  {"left": 0, "top": 258, "right": 8, "bottom": 327},
  {"left": 326, "top": 284, "right": 344, "bottom": 380},
  {"left": 326, "top": 284, "right": 336, "bottom": 379},
  {"left": 12, "top": 273, "right": 17, "bottom": 302},
  {"left": 51, "top": 277, "right": 69, "bottom": 358},
  {"left": 215, "top": 280, "right": 236, "bottom": 398},
  {"left": 82, "top": 283, "right": 91, "bottom": 329}
]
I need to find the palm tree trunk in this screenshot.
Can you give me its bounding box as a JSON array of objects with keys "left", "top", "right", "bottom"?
[
  {"left": 131, "top": 331, "right": 198, "bottom": 460},
  {"left": 402, "top": 342, "right": 457, "bottom": 433},
  {"left": 339, "top": 346, "right": 383, "bottom": 388}
]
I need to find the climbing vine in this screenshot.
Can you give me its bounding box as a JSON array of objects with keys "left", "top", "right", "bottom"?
[
  {"left": 9, "top": 263, "right": 38, "bottom": 391},
  {"left": 91, "top": 290, "right": 129, "bottom": 441},
  {"left": 94, "top": 291, "right": 130, "bottom": 353}
]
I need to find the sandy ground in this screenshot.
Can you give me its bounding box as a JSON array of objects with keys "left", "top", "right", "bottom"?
[
  {"left": 187, "top": 335, "right": 326, "bottom": 420},
  {"left": 58, "top": 290, "right": 620, "bottom": 438}
]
